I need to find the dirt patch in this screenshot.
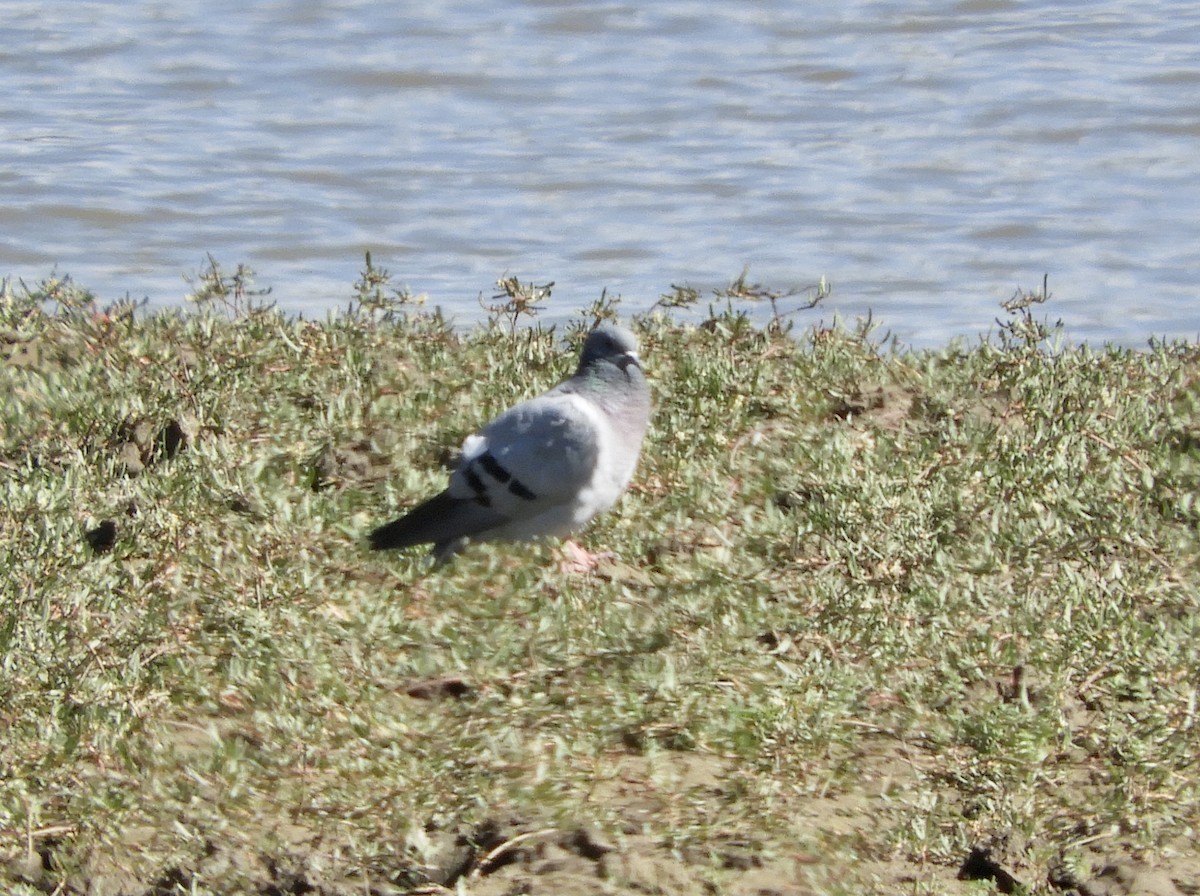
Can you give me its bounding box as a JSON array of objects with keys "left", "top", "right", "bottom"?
[
  {"left": 8, "top": 746, "right": 1199, "bottom": 895},
  {"left": 829, "top": 382, "right": 917, "bottom": 431},
  {"left": 1056, "top": 855, "right": 1198, "bottom": 896},
  {"left": 108, "top": 415, "right": 194, "bottom": 476}
]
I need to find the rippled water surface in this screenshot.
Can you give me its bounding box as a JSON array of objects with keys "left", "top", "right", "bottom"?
[{"left": 3, "top": 1, "right": 1199, "bottom": 345}]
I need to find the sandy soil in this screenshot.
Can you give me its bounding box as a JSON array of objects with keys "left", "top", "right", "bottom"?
[{"left": 11, "top": 746, "right": 1198, "bottom": 895}]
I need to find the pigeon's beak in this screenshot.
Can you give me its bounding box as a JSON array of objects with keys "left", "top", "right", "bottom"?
[{"left": 619, "top": 351, "right": 642, "bottom": 372}]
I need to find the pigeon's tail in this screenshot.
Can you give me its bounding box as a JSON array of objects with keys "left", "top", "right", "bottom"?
[
  {"left": 368, "top": 490, "right": 505, "bottom": 553},
  {"left": 368, "top": 517, "right": 425, "bottom": 551}
]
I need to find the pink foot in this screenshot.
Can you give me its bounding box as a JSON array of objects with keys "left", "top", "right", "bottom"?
[{"left": 558, "top": 540, "right": 614, "bottom": 574}]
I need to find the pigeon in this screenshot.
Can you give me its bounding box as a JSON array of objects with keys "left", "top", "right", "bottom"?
[{"left": 369, "top": 323, "right": 652, "bottom": 563}]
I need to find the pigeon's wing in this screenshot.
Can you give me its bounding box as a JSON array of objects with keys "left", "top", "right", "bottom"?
[
  {"left": 368, "top": 390, "right": 606, "bottom": 556},
  {"left": 444, "top": 390, "right": 606, "bottom": 526}
]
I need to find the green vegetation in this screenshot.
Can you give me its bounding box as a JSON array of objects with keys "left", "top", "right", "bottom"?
[{"left": 2, "top": 264, "right": 1198, "bottom": 895}]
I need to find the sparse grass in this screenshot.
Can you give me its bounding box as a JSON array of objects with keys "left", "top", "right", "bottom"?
[{"left": 1, "top": 270, "right": 1199, "bottom": 895}]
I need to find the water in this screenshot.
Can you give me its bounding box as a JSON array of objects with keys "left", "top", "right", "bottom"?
[{"left": 3, "top": 1, "right": 1198, "bottom": 346}]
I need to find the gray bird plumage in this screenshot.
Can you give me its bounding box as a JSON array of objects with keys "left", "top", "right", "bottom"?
[{"left": 369, "top": 324, "right": 651, "bottom": 562}]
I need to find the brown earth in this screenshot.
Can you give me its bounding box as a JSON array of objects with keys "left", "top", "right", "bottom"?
[{"left": 10, "top": 743, "right": 1198, "bottom": 895}]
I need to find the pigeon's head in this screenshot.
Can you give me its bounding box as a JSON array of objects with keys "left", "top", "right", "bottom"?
[{"left": 578, "top": 323, "right": 642, "bottom": 373}]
